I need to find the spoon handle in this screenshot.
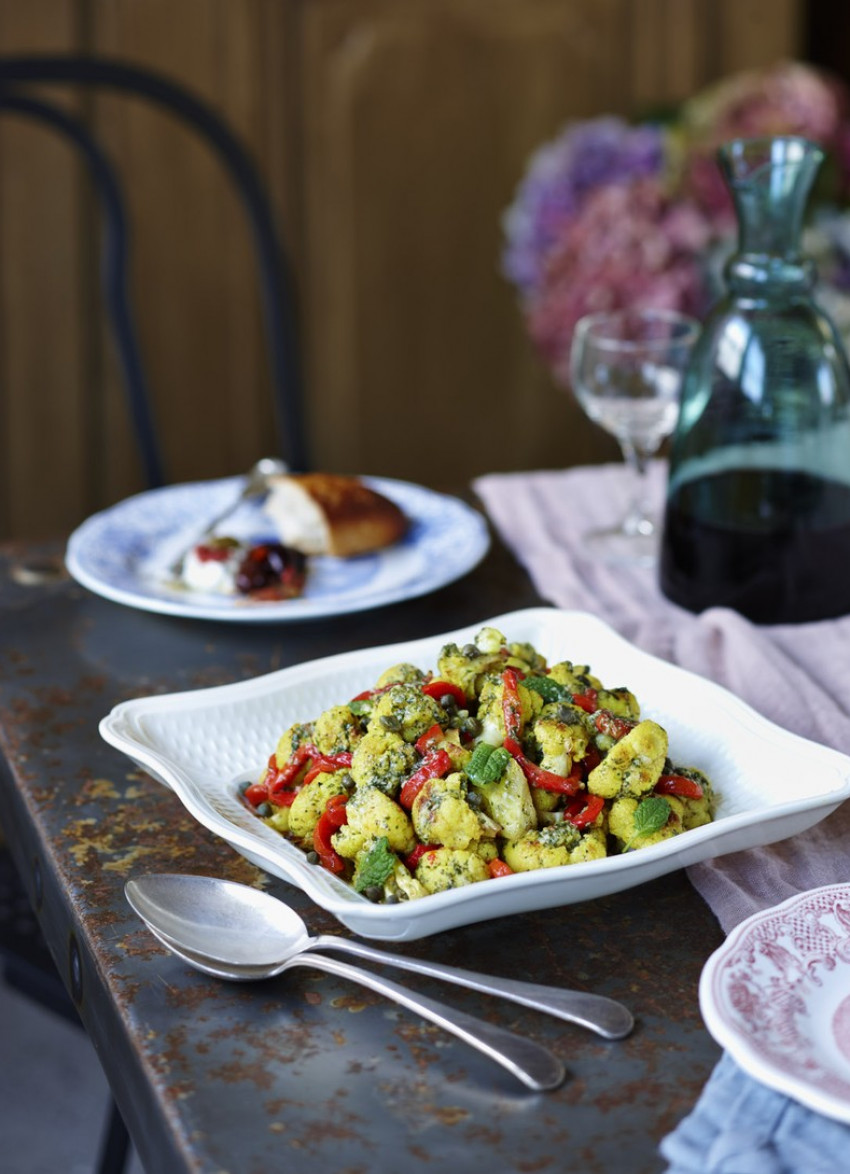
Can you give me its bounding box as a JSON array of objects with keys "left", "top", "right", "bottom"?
[
  {"left": 287, "top": 952, "right": 565, "bottom": 1092},
  {"left": 311, "top": 935, "right": 632, "bottom": 1040}
]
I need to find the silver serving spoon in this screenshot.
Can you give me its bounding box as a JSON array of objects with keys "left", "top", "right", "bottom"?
[
  {"left": 168, "top": 456, "right": 288, "bottom": 577},
  {"left": 125, "top": 874, "right": 633, "bottom": 1039},
  {"left": 135, "top": 909, "right": 565, "bottom": 1092}
]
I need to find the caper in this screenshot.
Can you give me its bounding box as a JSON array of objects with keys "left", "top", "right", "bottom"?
[
  {"left": 440, "top": 693, "right": 457, "bottom": 711},
  {"left": 466, "top": 791, "right": 482, "bottom": 809},
  {"left": 462, "top": 643, "right": 479, "bottom": 658},
  {"left": 305, "top": 850, "right": 320, "bottom": 865},
  {"left": 384, "top": 893, "right": 400, "bottom": 905},
  {"left": 339, "top": 771, "right": 355, "bottom": 791},
  {"left": 364, "top": 885, "right": 383, "bottom": 903},
  {"left": 461, "top": 716, "right": 481, "bottom": 736},
  {"left": 256, "top": 802, "right": 272, "bottom": 818},
  {"left": 380, "top": 714, "right": 402, "bottom": 732}
]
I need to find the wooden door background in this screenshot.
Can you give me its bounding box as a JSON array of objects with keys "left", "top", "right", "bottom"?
[{"left": 0, "top": 0, "right": 804, "bottom": 539}]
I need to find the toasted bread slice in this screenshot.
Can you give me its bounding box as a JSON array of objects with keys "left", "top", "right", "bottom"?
[{"left": 263, "top": 473, "right": 407, "bottom": 557}]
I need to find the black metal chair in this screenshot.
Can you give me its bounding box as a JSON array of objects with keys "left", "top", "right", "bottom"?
[{"left": 0, "top": 53, "right": 311, "bottom": 1174}]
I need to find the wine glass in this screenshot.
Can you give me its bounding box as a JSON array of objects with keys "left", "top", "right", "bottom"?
[{"left": 569, "top": 308, "right": 700, "bottom": 565}]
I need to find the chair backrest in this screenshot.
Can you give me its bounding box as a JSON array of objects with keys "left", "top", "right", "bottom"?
[{"left": 0, "top": 54, "right": 309, "bottom": 486}]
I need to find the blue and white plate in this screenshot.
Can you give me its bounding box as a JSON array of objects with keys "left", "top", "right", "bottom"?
[{"left": 66, "top": 475, "right": 490, "bottom": 622}]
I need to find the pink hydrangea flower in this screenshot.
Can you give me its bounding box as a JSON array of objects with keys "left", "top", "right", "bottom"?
[{"left": 525, "top": 178, "right": 713, "bottom": 377}]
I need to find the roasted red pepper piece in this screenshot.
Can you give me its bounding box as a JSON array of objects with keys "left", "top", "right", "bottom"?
[
  {"left": 562, "top": 792, "right": 605, "bottom": 828},
  {"left": 503, "top": 737, "right": 582, "bottom": 794},
  {"left": 399, "top": 748, "right": 454, "bottom": 809},
  {"left": 569, "top": 687, "right": 598, "bottom": 713},
  {"left": 501, "top": 668, "right": 524, "bottom": 741},
  {"left": 593, "top": 709, "right": 637, "bottom": 740},
  {"left": 300, "top": 750, "right": 354, "bottom": 788},
  {"left": 422, "top": 680, "right": 468, "bottom": 708},
  {"left": 265, "top": 745, "right": 311, "bottom": 794},
  {"left": 243, "top": 780, "right": 270, "bottom": 807},
  {"left": 487, "top": 858, "right": 514, "bottom": 879},
  {"left": 415, "top": 723, "right": 444, "bottom": 756},
  {"left": 313, "top": 794, "right": 349, "bottom": 874},
  {"left": 655, "top": 774, "right": 704, "bottom": 800},
  {"left": 404, "top": 843, "right": 439, "bottom": 870}
]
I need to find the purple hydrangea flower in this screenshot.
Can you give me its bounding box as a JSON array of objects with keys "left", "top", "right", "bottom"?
[{"left": 502, "top": 117, "right": 666, "bottom": 297}]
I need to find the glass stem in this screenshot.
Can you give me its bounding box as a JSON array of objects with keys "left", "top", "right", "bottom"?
[{"left": 619, "top": 439, "right": 655, "bottom": 537}]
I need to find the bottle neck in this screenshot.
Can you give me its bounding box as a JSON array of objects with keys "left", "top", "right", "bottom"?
[{"left": 724, "top": 252, "right": 816, "bottom": 297}]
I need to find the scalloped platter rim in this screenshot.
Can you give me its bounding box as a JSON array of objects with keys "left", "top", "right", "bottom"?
[{"left": 100, "top": 607, "right": 850, "bottom": 940}]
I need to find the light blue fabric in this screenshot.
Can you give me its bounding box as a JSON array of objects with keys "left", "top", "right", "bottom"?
[{"left": 660, "top": 1053, "right": 850, "bottom": 1174}]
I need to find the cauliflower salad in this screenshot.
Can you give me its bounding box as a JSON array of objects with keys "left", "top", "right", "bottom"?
[{"left": 240, "top": 627, "right": 714, "bottom": 903}]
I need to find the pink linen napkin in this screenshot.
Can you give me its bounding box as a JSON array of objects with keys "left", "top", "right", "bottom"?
[{"left": 474, "top": 462, "right": 850, "bottom": 934}]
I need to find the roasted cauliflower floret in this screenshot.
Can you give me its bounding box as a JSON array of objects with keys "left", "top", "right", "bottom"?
[
  {"left": 414, "top": 847, "right": 490, "bottom": 893},
  {"left": 311, "top": 704, "right": 363, "bottom": 755},
  {"left": 587, "top": 719, "right": 668, "bottom": 799},
  {"left": 476, "top": 674, "right": 543, "bottom": 746},
  {"left": 411, "top": 772, "right": 484, "bottom": 849},
  {"left": 468, "top": 755, "right": 537, "bottom": 841},
  {"left": 385, "top": 860, "right": 429, "bottom": 902},
  {"left": 273, "top": 721, "right": 314, "bottom": 768},
  {"left": 349, "top": 729, "right": 418, "bottom": 797},
  {"left": 595, "top": 686, "right": 640, "bottom": 720},
  {"left": 503, "top": 821, "right": 607, "bottom": 871},
  {"left": 547, "top": 661, "right": 603, "bottom": 696},
  {"left": 608, "top": 793, "right": 685, "bottom": 850},
  {"left": 331, "top": 785, "right": 415, "bottom": 859},
  {"left": 672, "top": 767, "right": 714, "bottom": 830},
  {"left": 367, "top": 683, "right": 445, "bottom": 743},
  {"left": 436, "top": 642, "right": 504, "bottom": 700},
  {"left": 531, "top": 708, "right": 589, "bottom": 775},
  {"left": 287, "top": 772, "right": 350, "bottom": 844},
  {"left": 375, "top": 662, "right": 428, "bottom": 689}
]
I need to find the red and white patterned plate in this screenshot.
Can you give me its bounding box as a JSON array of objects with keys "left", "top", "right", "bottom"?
[{"left": 700, "top": 884, "right": 850, "bottom": 1123}]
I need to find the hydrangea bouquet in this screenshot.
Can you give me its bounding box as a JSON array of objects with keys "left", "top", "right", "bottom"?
[{"left": 502, "top": 62, "right": 850, "bottom": 383}]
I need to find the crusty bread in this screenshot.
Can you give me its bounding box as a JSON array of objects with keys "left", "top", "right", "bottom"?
[{"left": 263, "top": 473, "right": 408, "bottom": 557}]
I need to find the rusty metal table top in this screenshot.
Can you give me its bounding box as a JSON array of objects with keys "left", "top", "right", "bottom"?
[{"left": 0, "top": 524, "right": 723, "bottom": 1174}]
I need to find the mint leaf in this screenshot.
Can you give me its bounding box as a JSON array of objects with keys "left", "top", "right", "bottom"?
[
  {"left": 524, "top": 676, "right": 570, "bottom": 704},
  {"left": 623, "top": 795, "right": 671, "bottom": 851},
  {"left": 353, "top": 836, "right": 397, "bottom": 893},
  {"left": 466, "top": 743, "right": 511, "bottom": 785}
]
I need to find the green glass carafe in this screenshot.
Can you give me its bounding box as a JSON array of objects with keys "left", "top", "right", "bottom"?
[{"left": 659, "top": 136, "right": 850, "bottom": 623}]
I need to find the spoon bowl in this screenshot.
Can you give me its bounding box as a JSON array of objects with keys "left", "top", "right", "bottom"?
[{"left": 125, "top": 873, "right": 633, "bottom": 1039}]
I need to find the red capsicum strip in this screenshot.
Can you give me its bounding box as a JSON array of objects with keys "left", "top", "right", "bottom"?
[
  {"left": 488, "top": 859, "right": 514, "bottom": 879},
  {"left": 265, "top": 744, "right": 312, "bottom": 794},
  {"left": 399, "top": 748, "right": 454, "bottom": 809},
  {"left": 404, "top": 843, "right": 439, "bottom": 870},
  {"left": 501, "top": 668, "right": 524, "bottom": 741},
  {"left": 562, "top": 793, "right": 605, "bottom": 828},
  {"left": 422, "top": 680, "right": 468, "bottom": 708},
  {"left": 300, "top": 750, "right": 354, "bottom": 788},
  {"left": 415, "top": 723, "right": 444, "bottom": 756},
  {"left": 569, "top": 687, "right": 598, "bottom": 713},
  {"left": 503, "top": 737, "right": 582, "bottom": 795},
  {"left": 655, "top": 774, "right": 704, "bottom": 800},
  {"left": 313, "top": 794, "right": 349, "bottom": 874},
  {"left": 593, "top": 710, "right": 636, "bottom": 740}
]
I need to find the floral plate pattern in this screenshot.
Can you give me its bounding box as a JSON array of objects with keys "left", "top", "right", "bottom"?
[
  {"left": 66, "top": 475, "right": 489, "bottom": 622},
  {"left": 701, "top": 884, "right": 850, "bottom": 1124}
]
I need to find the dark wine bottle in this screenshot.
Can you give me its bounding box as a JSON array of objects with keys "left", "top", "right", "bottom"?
[{"left": 659, "top": 136, "right": 850, "bottom": 623}]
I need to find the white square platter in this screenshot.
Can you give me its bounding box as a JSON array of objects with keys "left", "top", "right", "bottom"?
[{"left": 99, "top": 608, "right": 850, "bottom": 941}]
